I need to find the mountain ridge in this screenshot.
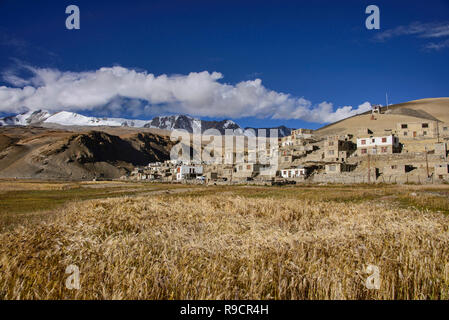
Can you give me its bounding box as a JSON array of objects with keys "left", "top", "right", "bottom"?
[{"left": 0, "top": 110, "right": 293, "bottom": 137}]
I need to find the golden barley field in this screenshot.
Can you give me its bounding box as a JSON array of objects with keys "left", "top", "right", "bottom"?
[{"left": 0, "top": 183, "right": 449, "bottom": 299}]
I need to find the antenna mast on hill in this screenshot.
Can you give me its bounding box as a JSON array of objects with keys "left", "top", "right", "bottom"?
[{"left": 385, "top": 93, "right": 389, "bottom": 110}]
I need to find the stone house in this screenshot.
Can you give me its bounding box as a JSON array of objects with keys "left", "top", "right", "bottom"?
[
  {"left": 291, "top": 128, "right": 314, "bottom": 139},
  {"left": 434, "top": 142, "right": 447, "bottom": 156},
  {"left": 434, "top": 163, "right": 449, "bottom": 179},
  {"left": 396, "top": 121, "right": 437, "bottom": 139},
  {"left": 280, "top": 135, "right": 293, "bottom": 147},
  {"left": 440, "top": 123, "right": 449, "bottom": 137},
  {"left": 382, "top": 164, "right": 414, "bottom": 175},
  {"left": 324, "top": 163, "right": 354, "bottom": 174},
  {"left": 324, "top": 135, "right": 356, "bottom": 162},
  {"left": 234, "top": 163, "right": 262, "bottom": 179}
]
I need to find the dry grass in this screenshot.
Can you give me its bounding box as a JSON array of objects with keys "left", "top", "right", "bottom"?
[
  {"left": 0, "top": 181, "right": 191, "bottom": 231},
  {"left": 0, "top": 180, "right": 78, "bottom": 192},
  {"left": 1, "top": 185, "right": 448, "bottom": 300}
]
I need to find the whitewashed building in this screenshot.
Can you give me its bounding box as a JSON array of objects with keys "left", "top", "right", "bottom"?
[
  {"left": 280, "top": 167, "right": 307, "bottom": 179},
  {"left": 356, "top": 135, "right": 400, "bottom": 155},
  {"left": 176, "top": 165, "right": 203, "bottom": 181}
]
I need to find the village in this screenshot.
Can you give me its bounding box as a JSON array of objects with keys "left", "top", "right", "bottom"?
[{"left": 124, "top": 105, "right": 449, "bottom": 185}]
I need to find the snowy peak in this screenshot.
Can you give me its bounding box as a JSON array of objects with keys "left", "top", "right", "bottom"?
[
  {"left": 0, "top": 110, "right": 51, "bottom": 126},
  {"left": 0, "top": 111, "right": 292, "bottom": 137},
  {"left": 144, "top": 114, "right": 197, "bottom": 131},
  {"left": 144, "top": 115, "right": 246, "bottom": 135},
  {"left": 43, "top": 111, "right": 148, "bottom": 127}
]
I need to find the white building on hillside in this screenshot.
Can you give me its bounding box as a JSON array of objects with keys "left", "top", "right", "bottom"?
[
  {"left": 356, "top": 135, "right": 400, "bottom": 155},
  {"left": 280, "top": 167, "right": 307, "bottom": 179},
  {"left": 176, "top": 165, "right": 204, "bottom": 181}
]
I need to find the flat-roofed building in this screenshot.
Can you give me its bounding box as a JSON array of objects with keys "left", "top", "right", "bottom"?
[
  {"left": 356, "top": 135, "right": 400, "bottom": 155},
  {"left": 291, "top": 128, "right": 314, "bottom": 139},
  {"left": 176, "top": 165, "right": 204, "bottom": 181},
  {"left": 396, "top": 121, "right": 437, "bottom": 139},
  {"left": 280, "top": 167, "right": 307, "bottom": 179},
  {"left": 440, "top": 123, "right": 449, "bottom": 137},
  {"left": 325, "top": 163, "right": 355, "bottom": 174},
  {"left": 435, "top": 142, "right": 447, "bottom": 156},
  {"left": 324, "top": 135, "right": 356, "bottom": 162},
  {"left": 435, "top": 163, "right": 449, "bottom": 179}
]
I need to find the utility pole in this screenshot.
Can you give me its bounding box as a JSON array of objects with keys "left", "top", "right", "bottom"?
[
  {"left": 367, "top": 152, "right": 371, "bottom": 184},
  {"left": 386, "top": 92, "right": 389, "bottom": 110},
  {"left": 437, "top": 121, "right": 440, "bottom": 143}
]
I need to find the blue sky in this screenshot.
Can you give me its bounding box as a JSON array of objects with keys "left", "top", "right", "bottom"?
[{"left": 0, "top": 0, "right": 448, "bottom": 129}]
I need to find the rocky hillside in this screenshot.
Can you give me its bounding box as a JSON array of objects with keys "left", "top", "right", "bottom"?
[
  {"left": 0, "top": 128, "right": 174, "bottom": 180},
  {"left": 316, "top": 98, "right": 449, "bottom": 137}
]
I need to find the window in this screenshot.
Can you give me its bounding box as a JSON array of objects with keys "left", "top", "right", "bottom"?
[
  {"left": 328, "top": 141, "right": 334, "bottom": 146},
  {"left": 361, "top": 139, "right": 366, "bottom": 145},
  {"left": 404, "top": 132, "right": 408, "bottom": 136},
  {"left": 391, "top": 165, "right": 397, "bottom": 170},
  {"left": 382, "top": 137, "right": 387, "bottom": 143},
  {"left": 328, "top": 150, "right": 334, "bottom": 155},
  {"left": 329, "top": 165, "right": 336, "bottom": 171},
  {"left": 372, "top": 139, "right": 375, "bottom": 143},
  {"left": 381, "top": 147, "right": 387, "bottom": 153},
  {"left": 247, "top": 165, "right": 251, "bottom": 170},
  {"left": 443, "top": 127, "right": 448, "bottom": 131},
  {"left": 422, "top": 123, "right": 429, "bottom": 128},
  {"left": 401, "top": 124, "right": 408, "bottom": 129},
  {"left": 423, "top": 131, "right": 427, "bottom": 136},
  {"left": 361, "top": 148, "right": 367, "bottom": 154}
]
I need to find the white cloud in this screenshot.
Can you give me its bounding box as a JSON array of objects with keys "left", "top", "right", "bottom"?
[
  {"left": 0, "top": 65, "right": 371, "bottom": 123},
  {"left": 375, "top": 21, "right": 449, "bottom": 50},
  {"left": 376, "top": 21, "right": 449, "bottom": 40},
  {"left": 424, "top": 38, "right": 449, "bottom": 50}
]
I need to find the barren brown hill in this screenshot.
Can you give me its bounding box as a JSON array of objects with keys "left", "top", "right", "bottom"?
[
  {"left": 0, "top": 127, "right": 174, "bottom": 180},
  {"left": 316, "top": 97, "right": 449, "bottom": 137}
]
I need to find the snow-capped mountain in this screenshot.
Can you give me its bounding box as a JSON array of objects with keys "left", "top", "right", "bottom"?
[
  {"left": 0, "top": 110, "right": 148, "bottom": 128},
  {"left": 144, "top": 115, "right": 199, "bottom": 131},
  {"left": 0, "top": 110, "right": 52, "bottom": 126},
  {"left": 0, "top": 110, "right": 292, "bottom": 137},
  {"left": 43, "top": 111, "right": 148, "bottom": 127},
  {"left": 144, "top": 115, "right": 245, "bottom": 135}
]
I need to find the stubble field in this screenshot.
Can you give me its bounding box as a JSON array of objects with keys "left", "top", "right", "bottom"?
[{"left": 0, "top": 181, "right": 448, "bottom": 299}]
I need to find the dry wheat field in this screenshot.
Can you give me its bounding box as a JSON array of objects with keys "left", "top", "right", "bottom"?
[{"left": 0, "top": 182, "right": 449, "bottom": 300}]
